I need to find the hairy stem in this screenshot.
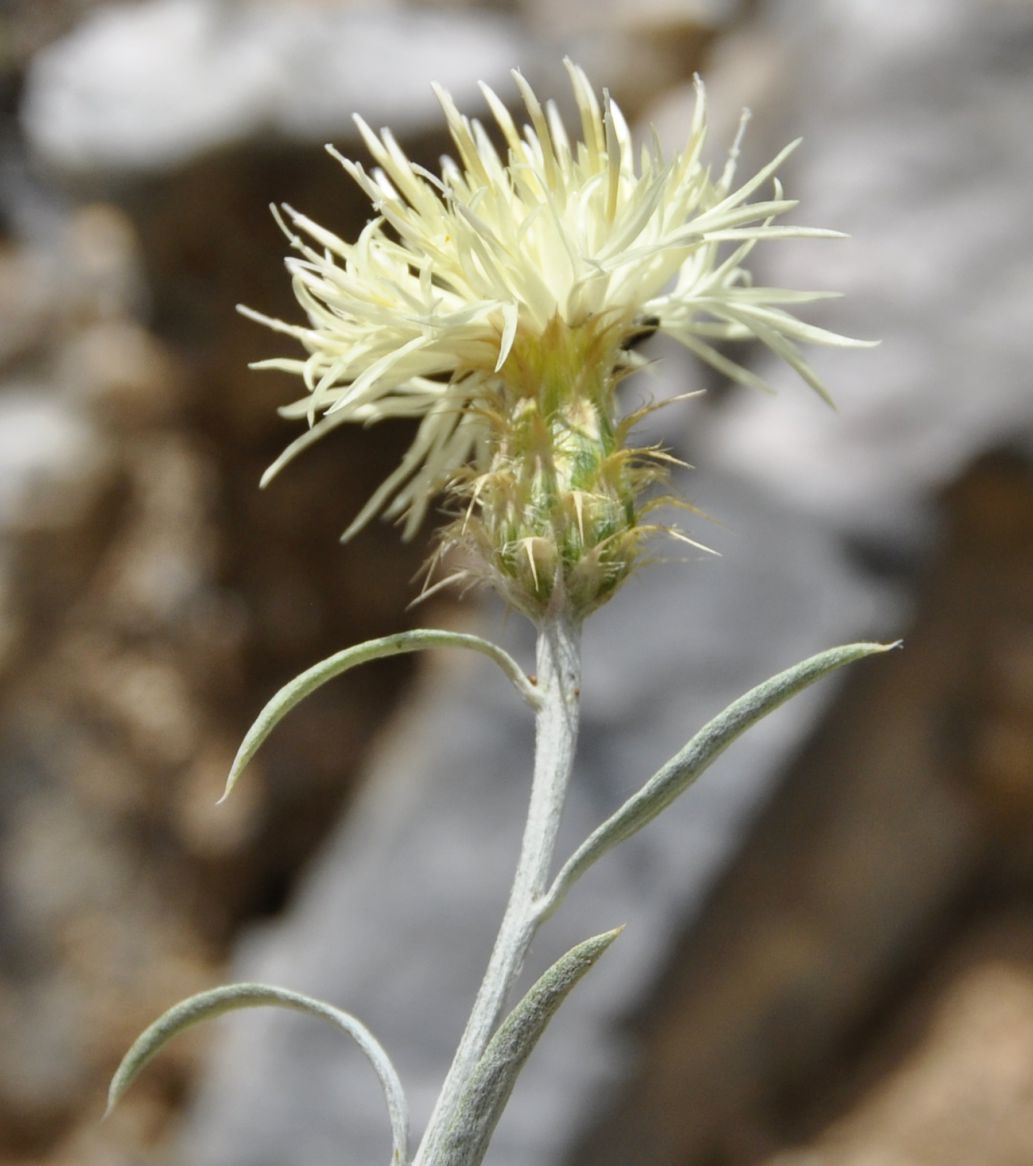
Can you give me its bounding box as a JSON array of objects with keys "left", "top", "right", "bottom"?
[{"left": 414, "top": 611, "right": 582, "bottom": 1166}]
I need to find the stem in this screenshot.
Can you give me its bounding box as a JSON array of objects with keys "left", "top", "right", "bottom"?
[{"left": 414, "top": 610, "right": 582, "bottom": 1166}]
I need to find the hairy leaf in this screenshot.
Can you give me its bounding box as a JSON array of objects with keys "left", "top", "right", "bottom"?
[
  {"left": 107, "top": 982, "right": 408, "bottom": 1165},
  {"left": 541, "top": 641, "right": 898, "bottom": 916},
  {"left": 437, "top": 928, "right": 621, "bottom": 1166},
  {"left": 222, "top": 629, "right": 540, "bottom": 800}
]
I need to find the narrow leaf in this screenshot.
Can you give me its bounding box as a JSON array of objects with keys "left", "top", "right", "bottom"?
[
  {"left": 107, "top": 982, "right": 409, "bottom": 1165},
  {"left": 437, "top": 929, "right": 622, "bottom": 1166},
  {"left": 222, "top": 630, "right": 540, "bottom": 800},
  {"left": 541, "top": 642, "right": 898, "bottom": 917}
]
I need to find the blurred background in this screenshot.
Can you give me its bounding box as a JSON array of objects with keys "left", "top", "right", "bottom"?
[{"left": 2, "top": 0, "right": 1033, "bottom": 1164}]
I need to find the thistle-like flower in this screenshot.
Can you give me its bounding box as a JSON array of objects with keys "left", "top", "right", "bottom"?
[{"left": 243, "top": 60, "right": 868, "bottom": 620}]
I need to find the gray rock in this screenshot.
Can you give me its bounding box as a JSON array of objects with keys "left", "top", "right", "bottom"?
[
  {"left": 22, "top": 0, "right": 530, "bottom": 176},
  {"left": 695, "top": 0, "right": 1033, "bottom": 544},
  {"left": 0, "top": 390, "right": 109, "bottom": 533}
]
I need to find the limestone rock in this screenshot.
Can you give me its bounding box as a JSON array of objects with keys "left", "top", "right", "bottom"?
[{"left": 22, "top": 0, "right": 529, "bottom": 177}]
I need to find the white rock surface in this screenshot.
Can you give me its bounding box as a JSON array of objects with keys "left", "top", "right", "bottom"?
[
  {"left": 0, "top": 390, "right": 110, "bottom": 532},
  {"left": 694, "top": 0, "right": 1033, "bottom": 546},
  {"left": 22, "top": 0, "right": 529, "bottom": 175}
]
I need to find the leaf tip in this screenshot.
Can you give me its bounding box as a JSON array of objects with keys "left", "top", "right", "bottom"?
[
  {"left": 104, "top": 1064, "right": 130, "bottom": 1121},
  {"left": 866, "top": 639, "right": 902, "bottom": 655},
  {"left": 219, "top": 751, "right": 249, "bottom": 803}
]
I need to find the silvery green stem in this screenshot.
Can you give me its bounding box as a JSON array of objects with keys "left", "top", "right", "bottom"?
[{"left": 414, "top": 610, "right": 582, "bottom": 1166}]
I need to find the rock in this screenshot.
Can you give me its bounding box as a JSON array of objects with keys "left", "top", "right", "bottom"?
[
  {"left": 0, "top": 389, "right": 113, "bottom": 536},
  {"left": 767, "top": 912, "right": 1033, "bottom": 1166},
  {"left": 692, "top": 0, "right": 1033, "bottom": 547},
  {"left": 0, "top": 198, "right": 222, "bottom": 1156},
  {"left": 516, "top": 0, "right": 737, "bottom": 119},
  {"left": 21, "top": 0, "right": 530, "bottom": 177}
]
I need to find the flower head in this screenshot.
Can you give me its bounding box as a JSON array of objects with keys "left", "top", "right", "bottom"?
[{"left": 243, "top": 60, "right": 869, "bottom": 618}]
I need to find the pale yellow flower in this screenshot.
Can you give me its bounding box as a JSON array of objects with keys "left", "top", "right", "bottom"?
[{"left": 243, "top": 60, "right": 867, "bottom": 555}]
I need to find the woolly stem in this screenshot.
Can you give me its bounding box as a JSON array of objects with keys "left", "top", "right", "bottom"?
[{"left": 414, "top": 610, "right": 582, "bottom": 1166}]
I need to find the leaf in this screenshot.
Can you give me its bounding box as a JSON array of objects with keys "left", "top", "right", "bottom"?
[
  {"left": 106, "top": 982, "right": 409, "bottom": 1166},
  {"left": 221, "top": 629, "right": 540, "bottom": 800},
  {"left": 436, "top": 929, "right": 622, "bottom": 1166},
  {"left": 541, "top": 641, "right": 899, "bottom": 917}
]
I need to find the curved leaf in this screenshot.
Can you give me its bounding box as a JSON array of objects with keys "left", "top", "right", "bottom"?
[
  {"left": 436, "top": 928, "right": 621, "bottom": 1166},
  {"left": 540, "top": 641, "right": 899, "bottom": 917},
  {"left": 222, "top": 629, "right": 540, "bottom": 800},
  {"left": 107, "top": 982, "right": 408, "bottom": 1165}
]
